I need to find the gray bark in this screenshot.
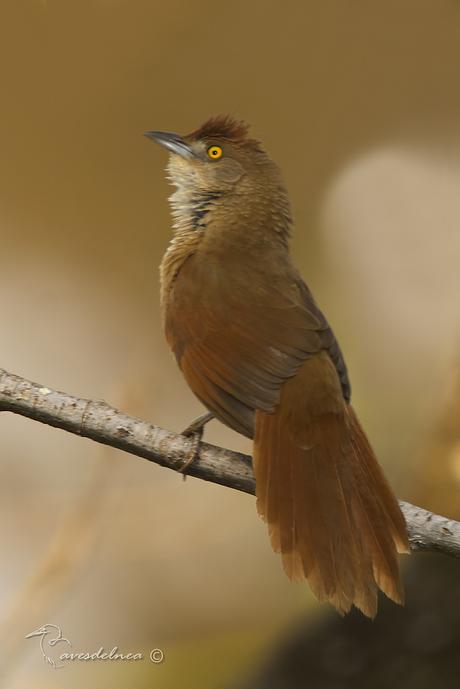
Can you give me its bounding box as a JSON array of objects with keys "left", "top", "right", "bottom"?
[{"left": 1, "top": 368, "right": 459, "bottom": 558}]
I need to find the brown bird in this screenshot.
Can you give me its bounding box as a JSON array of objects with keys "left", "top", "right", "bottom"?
[{"left": 145, "top": 115, "right": 409, "bottom": 617}]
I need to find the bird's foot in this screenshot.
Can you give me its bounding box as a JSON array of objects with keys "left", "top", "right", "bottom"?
[{"left": 180, "top": 412, "right": 214, "bottom": 480}]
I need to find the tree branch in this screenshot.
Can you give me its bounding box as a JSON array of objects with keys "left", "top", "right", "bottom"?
[{"left": 1, "top": 368, "right": 460, "bottom": 559}]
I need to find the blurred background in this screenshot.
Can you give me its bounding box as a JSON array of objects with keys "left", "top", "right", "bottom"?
[{"left": 0, "top": 1, "right": 459, "bottom": 687}]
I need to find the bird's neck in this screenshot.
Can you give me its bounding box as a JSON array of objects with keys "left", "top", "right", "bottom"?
[
  {"left": 160, "top": 180, "right": 292, "bottom": 304},
  {"left": 168, "top": 186, "right": 224, "bottom": 234},
  {"left": 160, "top": 187, "right": 218, "bottom": 306}
]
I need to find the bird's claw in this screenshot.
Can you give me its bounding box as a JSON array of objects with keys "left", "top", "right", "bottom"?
[{"left": 180, "top": 412, "right": 214, "bottom": 480}]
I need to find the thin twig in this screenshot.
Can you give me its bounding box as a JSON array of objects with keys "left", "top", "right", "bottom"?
[{"left": 1, "top": 368, "right": 460, "bottom": 558}]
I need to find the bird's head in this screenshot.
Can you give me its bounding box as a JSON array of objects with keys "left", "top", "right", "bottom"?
[
  {"left": 25, "top": 624, "right": 57, "bottom": 639},
  {"left": 145, "top": 115, "right": 271, "bottom": 195},
  {"left": 145, "top": 115, "right": 291, "bottom": 237}
]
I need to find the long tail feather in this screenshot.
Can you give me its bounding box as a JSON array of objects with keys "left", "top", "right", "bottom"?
[{"left": 253, "top": 354, "right": 409, "bottom": 618}]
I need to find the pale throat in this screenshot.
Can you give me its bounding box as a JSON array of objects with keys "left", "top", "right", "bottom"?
[
  {"left": 160, "top": 181, "right": 223, "bottom": 306},
  {"left": 168, "top": 183, "right": 223, "bottom": 234}
]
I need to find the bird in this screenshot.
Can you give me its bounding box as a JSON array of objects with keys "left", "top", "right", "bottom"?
[
  {"left": 25, "top": 623, "right": 71, "bottom": 669},
  {"left": 145, "top": 115, "right": 409, "bottom": 618}
]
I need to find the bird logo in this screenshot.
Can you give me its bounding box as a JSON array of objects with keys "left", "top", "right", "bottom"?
[{"left": 25, "top": 623, "right": 72, "bottom": 669}]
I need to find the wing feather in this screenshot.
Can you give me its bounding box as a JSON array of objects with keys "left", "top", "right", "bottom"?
[{"left": 164, "top": 251, "right": 349, "bottom": 432}]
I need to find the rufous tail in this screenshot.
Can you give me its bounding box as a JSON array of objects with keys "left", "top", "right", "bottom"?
[{"left": 253, "top": 355, "right": 409, "bottom": 618}]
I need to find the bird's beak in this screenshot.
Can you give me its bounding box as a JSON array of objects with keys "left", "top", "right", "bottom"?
[
  {"left": 144, "top": 130, "right": 195, "bottom": 159},
  {"left": 25, "top": 627, "right": 45, "bottom": 638}
]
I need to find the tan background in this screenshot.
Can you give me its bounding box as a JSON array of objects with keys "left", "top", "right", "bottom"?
[{"left": 0, "top": 1, "right": 459, "bottom": 687}]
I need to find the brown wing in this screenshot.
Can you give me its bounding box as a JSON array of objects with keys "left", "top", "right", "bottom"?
[
  {"left": 165, "top": 250, "right": 349, "bottom": 437},
  {"left": 298, "top": 279, "right": 351, "bottom": 402}
]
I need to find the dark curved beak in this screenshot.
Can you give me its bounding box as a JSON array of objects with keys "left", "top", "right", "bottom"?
[{"left": 144, "top": 130, "right": 194, "bottom": 158}]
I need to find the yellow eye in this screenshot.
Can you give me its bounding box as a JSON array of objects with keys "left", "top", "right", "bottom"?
[{"left": 207, "top": 145, "right": 223, "bottom": 160}]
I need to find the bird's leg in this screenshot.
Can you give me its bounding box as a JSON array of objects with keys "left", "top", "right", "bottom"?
[{"left": 180, "top": 411, "right": 214, "bottom": 478}]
